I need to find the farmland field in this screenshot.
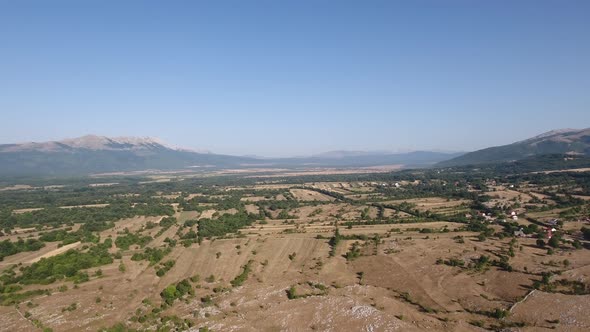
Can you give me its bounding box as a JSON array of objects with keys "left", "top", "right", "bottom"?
[{"left": 1, "top": 167, "right": 590, "bottom": 332}]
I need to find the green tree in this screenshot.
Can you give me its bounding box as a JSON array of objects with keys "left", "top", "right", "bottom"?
[
  {"left": 548, "top": 236, "right": 560, "bottom": 248},
  {"left": 161, "top": 285, "right": 178, "bottom": 305}
]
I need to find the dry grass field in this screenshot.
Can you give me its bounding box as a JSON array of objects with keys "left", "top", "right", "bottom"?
[
  {"left": 1, "top": 177, "right": 590, "bottom": 332},
  {"left": 290, "top": 188, "right": 335, "bottom": 202}
]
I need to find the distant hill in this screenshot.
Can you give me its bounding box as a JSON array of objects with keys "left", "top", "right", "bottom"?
[
  {"left": 440, "top": 154, "right": 590, "bottom": 175},
  {"left": 0, "top": 135, "right": 254, "bottom": 176},
  {"left": 438, "top": 128, "right": 590, "bottom": 167},
  {"left": 0, "top": 135, "right": 463, "bottom": 176},
  {"left": 269, "top": 151, "right": 464, "bottom": 168}
]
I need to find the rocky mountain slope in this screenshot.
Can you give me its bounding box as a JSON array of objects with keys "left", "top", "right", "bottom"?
[
  {"left": 438, "top": 128, "right": 590, "bottom": 167},
  {"left": 0, "top": 135, "right": 252, "bottom": 176}
]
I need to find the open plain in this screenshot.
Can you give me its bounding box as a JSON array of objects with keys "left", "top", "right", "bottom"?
[{"left": 1, "top": 166, "right": 590, "bottom": 332}]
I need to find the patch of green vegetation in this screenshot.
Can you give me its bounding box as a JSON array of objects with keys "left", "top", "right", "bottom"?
[
  {"left": 469, "top": 255, "right": 491, "bottom": 272},
  {"left": 436, "top": 257, "right": 465, "bottom": 267},
  {"left": 0, "top": 289, "right": 50, "bottom": 306},
  {"left": 0, "top": 238, "right": 45, "bottom": 261},
  {"left": 115, "top": 231, "right": 152, "bottom": 250},
  {"left": 328, "top": 228, "right": 341, "bottom": 257},
  {"left": 62, "top": 302, "right": 78, "bottom": 312},
  {"left": 3, "top": 244, "right": 112, "bottom": 286},
  {"left": 160, "top": 279, "right": 194, "bottom": 305},
  {"left": 345, "top": 242, "right": 362, "bottom": 261},
  {"left": 286, "top": 285, "right": 298, "bottom": 299},
  {"left": 536, "top": 278, "right": 589, "bottom": 295},
  {"left": 156, "top": 260, "right": 175, "bottom": 277},
  {"left": 277, "top": 209, "right": 297, "bottom": 219},
  {"left": 230, "top": 260, "right": 253, "bottom": 287},
  {"left": 308, "top": 208, "right": 323, "bottom": 217},
  {"left": 153, "top": 217, "right": 177, "bottom": 238},
  {"left": 131, "top": 247, "right": 171, "bottom": 265},
  {"left": 198, "top": 212, "right": 257, "bottom": 239},
  {"left": 38, "top": 228, "right": 97, "bottom": 246},
  {"left": 2, "top": 203, "right": 174, "bottom": 231}
]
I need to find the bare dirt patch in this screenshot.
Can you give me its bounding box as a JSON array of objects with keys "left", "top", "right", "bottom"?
[
  {"left": 30, "top": 242, "right": 81, "bottom": 263},
  {"left": 245, "top": 204, "right": 259, "bottom": 214},
  {"left": 290, "top": 189, "right": 335, "bottom": 202},
  {"left": 198, "top": 209, "right": 217, "bottom": 219}
]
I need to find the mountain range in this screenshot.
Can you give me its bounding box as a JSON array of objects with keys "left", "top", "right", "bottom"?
[
  {"left": 0, "top": 135, "right": 461, "bottom": 176},
  {"left": 1, "top": 128, "right": 589, "bottom": 176}
]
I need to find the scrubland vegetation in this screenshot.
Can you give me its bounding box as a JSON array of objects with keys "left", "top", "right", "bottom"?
[{"left": 1, "top": 159, "right": 590, "bottom": 331}]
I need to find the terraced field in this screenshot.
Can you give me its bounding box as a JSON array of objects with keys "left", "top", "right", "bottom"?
[{"left": 1, "top": 175, "right": 590, "bottom": 332}]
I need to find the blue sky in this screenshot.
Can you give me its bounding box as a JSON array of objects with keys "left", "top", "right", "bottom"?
[{"left": 1, "top": 1, "right": 589, "bottom": 157}]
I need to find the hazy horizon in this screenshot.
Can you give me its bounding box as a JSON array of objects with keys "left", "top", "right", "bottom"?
[
  {"left": 1, "top": 1, "right": 589, "bottom": 157},
  {"left": 0, "top": 129, "right": 581, "bottom": 158}
]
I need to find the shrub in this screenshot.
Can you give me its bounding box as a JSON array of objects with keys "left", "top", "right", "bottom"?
[
  {"left": 230, "top": 261, "right": 253, "bottom": 287},
  {"left": 286, "top": 286, "right": 297, "bottom": 299},
  {"left": 548, "top": 236, "right": 560, "bottom": 248}
]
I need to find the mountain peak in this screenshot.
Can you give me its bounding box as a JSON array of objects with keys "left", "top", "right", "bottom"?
[
  {"left": 60, "top": 135, "right": 172, "bottom": 150},
  {"left": 0, "top": 135, "right": 175, "bottom": 153},
  {"left": 523, "top": 128, "right": 582, "bottom": 142}
]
